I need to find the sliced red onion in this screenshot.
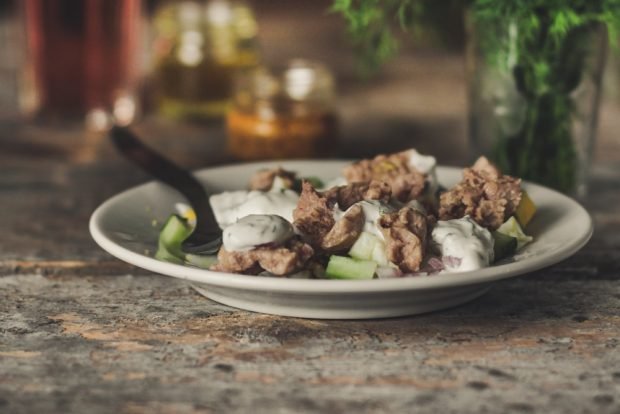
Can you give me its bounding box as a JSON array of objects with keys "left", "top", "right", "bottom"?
[
  {"left": 375, "top": 266, "right": 403, "bottom": 279},
  {"left": 442, "top": 255, "right": 462, "bottom": 269},
  {"left": 426, "top": 257, "right": 445, "bottom": 273}
]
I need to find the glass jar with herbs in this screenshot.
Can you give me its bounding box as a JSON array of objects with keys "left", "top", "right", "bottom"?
[
  {"left": 227, "top": 60, "right": 337, "bottom": 160},
  {"left": 466, "top": 4, "right": 610, "bottom": 196}
]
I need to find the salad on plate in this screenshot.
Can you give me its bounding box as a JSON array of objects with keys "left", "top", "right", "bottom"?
[{"left": 155, "top": 149, "right": 537, "bottom": 280}]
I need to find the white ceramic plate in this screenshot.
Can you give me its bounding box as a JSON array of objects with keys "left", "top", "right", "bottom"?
[{"left": 90, "top": 160, "right": 592, "bottom": 319}]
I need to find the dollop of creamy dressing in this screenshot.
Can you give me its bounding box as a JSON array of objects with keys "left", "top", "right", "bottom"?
[
  {"left": 321, "top": 176, "right": 347, "bottom": 190},
  {"left": 408, "top": 149, "right": 436, "bottom": 174},
  {"left": 210, "top": 189, "right": 299, "bottom": 228},
  {"left": 408, "top": 149, "right": 438, "bottom": 194},
  {"left": 223, "top": 214, "right": 295, "bottom": 252},
  {"left": 431, "top": 216, "right": 494, "bottom": 272},
  {"left": 271, "top": 176, "right": 289, "bottom": 191},
  {"left": 333, "top": 200, "right": 395, "bottom": 240}
]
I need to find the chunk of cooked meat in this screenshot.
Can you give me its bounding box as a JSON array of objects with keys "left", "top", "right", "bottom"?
[
  {"left": 379, "top": 207, "right": 428, "bottom": 273},
  {"left": 438, "top": 156, "right": 522, "bottom": 230},
  {"left": 320, "top": 204, "right": 365, "bottom": 252},
  {"left": 323, "top": 180, "right": 391, "bottom": 209},
  {"left": 293, "top": 181, "right": 383, "bottom": 252},
  {"left": 211, "top": 238, "right": 314, "bottom": 276},
  {"left": 343, "top": 150, "right": 426, "bottom": 202},
  {"left": 249, "top": 167, "right": 297, "bottom": 191},
  {"left": 293, "top": 181, "right": 336, "bottom": 246}
]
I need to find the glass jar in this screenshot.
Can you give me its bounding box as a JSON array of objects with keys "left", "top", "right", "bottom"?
[
  {"left": 151, "top": 0, "right": 259, "bottom": 120},
  {"left": 22, "top": 0, "right": 143, "bottom": 129},
  {"left": 227, "top": 60, "right": 337, "bottom": 160},
  {"left": 467, "top": 13, "right": 608, "bottom": 196}
]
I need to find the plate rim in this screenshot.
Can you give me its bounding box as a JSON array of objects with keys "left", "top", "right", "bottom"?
[{"left": 90, "top": 160, "right": 593, "bottom": 294}]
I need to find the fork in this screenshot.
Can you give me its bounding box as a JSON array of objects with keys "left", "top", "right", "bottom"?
[{"left": 109, "top": 125, "right": 222, "bottom": 255}]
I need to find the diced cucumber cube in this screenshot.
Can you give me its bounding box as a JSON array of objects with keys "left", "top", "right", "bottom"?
[
  {"left": 371, "top": 243, "right": 389, "bottom": 266},
  {"left": 497, "top": 216, "right": 533, "bottom": 249},
  {"left": 185, "top": 254, "right": 218, "bottom": 269},
  {"left": 156, "top": 214, "right": 193, "bottom": 262},
  {"left": 492, "top": 231, "right": 518, "bottom": 262},
  {"left": 325, "top": 255, "right": 377, "bottom": 280},
  {"left": 349, "top": 232, "right": 382, "bottom": 261},
  {"left": 155, "top": 244, "right": 184, "bottom": 265}
]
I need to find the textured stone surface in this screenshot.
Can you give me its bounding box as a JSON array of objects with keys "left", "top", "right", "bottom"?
[{"left": 1, "top": 272, "right": 619, "bottom": 414}]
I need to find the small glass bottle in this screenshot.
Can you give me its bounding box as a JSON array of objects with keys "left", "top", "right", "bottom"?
[
  {"left": 151, "top": 0, "right": 259, "bottom": 120},
  {"left": 227, "top": 60, "right": 337, "bottom": 160}
]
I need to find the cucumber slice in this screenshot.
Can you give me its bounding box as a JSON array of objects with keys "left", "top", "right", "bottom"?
[
  {"left": 497, "top": 216, "right": 533, "bottom": 249},
  {"left": 294, "top": 176, "right": 325, "bottom": 192},
  {"left": 157, "top": 214, "right": 192, "bottom": 260},
  {"left": 303, "top": 176, "right": 324, "bottom": 189},
  {"left": 492, "top": 231, "right": 518, "bottom": 262},
  {"left": 371, "top": 243, "right": 389, "bottom": 266},
  {"left": 155, "top": 244, "right": 184, "bottom": 265},
  {"left": 185, "top": 254, "right": 218, "bottom": 269},
  {"left": 349, "top": 232, "right": 390, "bottom": 266},
  {"left": 325, "top": 255, "right": 377, "bottom": 280},
  {"left": 156, "top": 214, "right": 217, "bottom": 267},
  {"left": 349, "top": 232, "right": 381, "bottom": 261}
]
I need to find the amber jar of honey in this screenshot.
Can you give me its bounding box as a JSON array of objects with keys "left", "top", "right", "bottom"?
[{"left": 227, "top": 60, "right": 337, "bottom": 160}]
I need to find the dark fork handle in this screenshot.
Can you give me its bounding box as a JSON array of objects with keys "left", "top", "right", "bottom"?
[{"left": 109, "top": 126, "right": 221, "bottom": 253}]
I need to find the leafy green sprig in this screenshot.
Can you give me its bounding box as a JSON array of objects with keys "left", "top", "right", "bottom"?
[
  {"left": 330, "top": 0, "right": 421, "bottom": 73},
  {"left": 332, "top": 0, "right": 620, "bottom": 72}
]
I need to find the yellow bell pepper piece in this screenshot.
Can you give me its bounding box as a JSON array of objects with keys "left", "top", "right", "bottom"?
[{"left": 515, "top": 190, "right": 536, "bottom": 228}]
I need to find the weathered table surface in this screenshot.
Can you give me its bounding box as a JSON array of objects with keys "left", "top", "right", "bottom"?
[{"left": 2, "top": 48, "right": 620, "bottom": 414}]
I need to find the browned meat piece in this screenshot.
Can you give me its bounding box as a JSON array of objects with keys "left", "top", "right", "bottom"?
[
  {"left": 211, "top": 248, "right": 261, "bottom": 275},
  {"left": 379, "top": 207, "right": 428, "bottom": 273},
  {"left": 438, "top": 156, "right": 522, "bottom": 230},
  {"left": 470, "top": 156, "right": 501, "bottom": 180},
  {"left": 211, "top": 238, "right": 314, "bottom": 276},
  {"left": 320, "top": 204, "right": 365, "bottom": 252},
  {"left": 249, "top": 167, "right": 297, "bottom": 191},
  {"left": 293, "top": 181, "right": 336, "bottom": 246},
  {"left": 294, "top": 181, "right": 386, "bottom": 252},
  {"left": 255, "top": 239, "right": 314, "bottom": 275},
  {"left": 364, "top": 180, "right": 392, "bottom": 201},
  {"left": 323, "top": 180, "right": 391, "bottom": 209},
  {"left": 343, "top": 150, "right": 426, "bottom": 202}
]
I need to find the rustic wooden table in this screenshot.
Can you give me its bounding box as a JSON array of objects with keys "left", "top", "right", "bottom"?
[{"left": 2, "top": 23, "right": 620, "bottom": 414}]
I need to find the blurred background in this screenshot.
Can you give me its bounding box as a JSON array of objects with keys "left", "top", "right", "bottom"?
[
  {"left": 2, "top": 0, "right": 620, "bottom": 262},
  {"left": 1, "top": 0, "right": 619, "bottom": 178}
]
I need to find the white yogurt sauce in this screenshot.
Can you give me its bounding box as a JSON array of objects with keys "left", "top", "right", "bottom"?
[
  {"left": 431, "top": 216, "right": 494, "bottom": 272},
  {"left": 408, "top": 149, "right": 438, "bottom": 194},
  {"left": 408, "top": 149, "right": 436, "bottom": 174},
  {"left": 223, "top": 214, "right": 295, "bottom": 252},
  {"left": 210, "top": 189, "right": 299, "bottom": 228},
  {"left": 271, "top": 176, "right": 289, "bottom": 191},
  {"left": 333, "top": 200, "right": 395, "bottom": 240},
  {"left": 322, "top": 176, "right": 347, "bottom": 190}
]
